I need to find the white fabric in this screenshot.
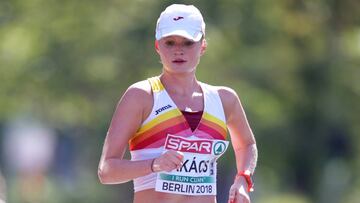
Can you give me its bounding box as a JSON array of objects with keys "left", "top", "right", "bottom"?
[
  {"left": 200, "top": 82, "right": 226, "bottom": 123},
  {"left": 131, "top": 147, "right": 164, "bottom": 192},
  {"left": 155, "top": 135, "right": 229, "bottom": 195},
  {"left": 155, "top": 4, "right": 205, "bottom": 41},
  {"left": 131, "top": 80, "right": 226, "bottom": 193}
]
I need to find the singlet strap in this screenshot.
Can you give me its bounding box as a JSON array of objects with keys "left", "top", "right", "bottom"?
[{"left": 148, "top": 76, "right": 164, "bottom": 93}]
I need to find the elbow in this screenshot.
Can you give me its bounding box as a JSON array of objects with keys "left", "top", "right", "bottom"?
[
  {"left": 98, "top": 165, "right": 115, "bottom": 184},
  {"left": 98, "top": 165, "right": 129, "bottom": 184},
  {"left": 98, "top": 167, "right": 109, "bottom": 184}
]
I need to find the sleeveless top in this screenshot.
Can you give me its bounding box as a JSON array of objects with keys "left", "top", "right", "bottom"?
[{"left": 129, "top": 76, "right": 227, "bottom": 192}]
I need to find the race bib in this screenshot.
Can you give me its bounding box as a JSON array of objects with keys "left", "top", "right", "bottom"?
[{"left": 155, "top": 134, "right": 229, "bottom": 196}]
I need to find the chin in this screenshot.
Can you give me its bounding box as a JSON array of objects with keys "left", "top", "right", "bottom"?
[
  {"left": 165, "top": 68, "right": 196, "bottom": 75},
  {"left": 162, "top": 63, "right": 196, "bottom": 74}
]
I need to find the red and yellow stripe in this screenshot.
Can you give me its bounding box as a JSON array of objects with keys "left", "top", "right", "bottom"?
[
  {"left": 200, "top": 112, "right": 227, "bottom": 140},
  {"left": 129, "top": 109, "right": 228, "bottom": 150},
  {"left": 129, "top": 109, "right": 187, "bottom": 150}
]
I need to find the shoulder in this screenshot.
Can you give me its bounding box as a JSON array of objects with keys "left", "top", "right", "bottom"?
[
  {"left": 209, "top": 85, "right": 239, "bottom": 106},
  {"left": 124, "top": 80, "right": 152, "bottom": 99},
  {"left": 117, "top": 79, "right": 153, "bottom": 120},
  {"left": 119, "top": 80, "right": 152, "bottom": 108},
  {"left": 217, "top": 86, "right": 239, "bottom": 100},
  {"left": 126, "top": 80, "right": 152, "bottom": 95}
]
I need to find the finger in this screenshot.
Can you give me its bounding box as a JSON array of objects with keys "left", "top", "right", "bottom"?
[
  {"left": 155, "top": 157, "right": 172, "bottom": 171},
  {"left": 237, "top": 186, "right": 250, "bottom": 202},
  {"left": 162, "top": 160, "right": 178, "bottom": 172},
  {"left": 164, "top": 151, "right": 184, "bottom": 167},
  {"left": 166, "top": 150, "right": 184, "bottom": 163},
  {"left": 236, "top": 196, "right": 244, "bottom": 203},
  {"left": 228, "top": 187, "right": 236, "bottom": 203},
  {"left": 164, "top": 154, "right": 183, "bottom": 168},
  {"left": 165, "top": 150, "right": 183, "bottom": 159},
  {"left": 236, "top": 193, "right": 250, "bottom": 203},
  {"left": 176, "top": 151, "right": 184, "bottom": 160}
]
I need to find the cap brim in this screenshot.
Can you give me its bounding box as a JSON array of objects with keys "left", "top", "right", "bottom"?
[{"left": 156, "top": 27, "right": 203, "bottom": 41}]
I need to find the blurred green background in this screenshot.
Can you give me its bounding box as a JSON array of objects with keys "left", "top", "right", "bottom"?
[{"left": 0, "top": 0, "right": 359, "bottom": 202}]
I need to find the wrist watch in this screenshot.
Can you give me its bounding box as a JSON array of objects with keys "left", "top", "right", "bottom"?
[{"left": 236, "top": 170, "right": 254, "bottom": 192}]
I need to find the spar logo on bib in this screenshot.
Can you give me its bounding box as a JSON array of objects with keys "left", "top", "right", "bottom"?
[
  {"left": 165, "top": 135, "right": 212, "bottom": 154},
  {"left": 213, "top": 141, "right": 227, "bottom": 155}
]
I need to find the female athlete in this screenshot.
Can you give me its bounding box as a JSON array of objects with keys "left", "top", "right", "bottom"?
[{"left": 98, "top": 4, "right": 258, "bottom": 203}]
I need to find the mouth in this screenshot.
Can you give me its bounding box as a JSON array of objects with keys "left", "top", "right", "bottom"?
[{"left": 172, "top": 59, "right": 186, "bottom": 64}]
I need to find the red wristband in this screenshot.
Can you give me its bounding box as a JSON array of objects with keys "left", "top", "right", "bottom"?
[{"left": 236, "top": 170, "right": 254, "bottom": 192}]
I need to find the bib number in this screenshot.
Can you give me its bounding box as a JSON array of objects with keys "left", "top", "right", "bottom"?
[{"left": 155, "top": 135, "right": 228, "bottom": 196}]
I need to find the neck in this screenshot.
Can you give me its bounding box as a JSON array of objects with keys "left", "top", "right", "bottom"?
[{"left": 159, "top": 72, "right": 200, "bottom": 95}]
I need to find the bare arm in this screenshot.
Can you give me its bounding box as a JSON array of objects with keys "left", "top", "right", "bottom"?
[
  {"left": 98, "top": 81, "right": 184, "bottom": 184},
  {"left": 98, "top": 81, "right": 154, "bottom": 184},
  {"left": 220, "top": 87, "right": 257, "bottom": 173},
  {"left": 219, "top": 87, "right": 258, "bottom": 203}
]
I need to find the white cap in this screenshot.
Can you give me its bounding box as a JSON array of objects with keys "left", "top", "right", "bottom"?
[{"left": 155, "top": 4, "right": 205, "bottom": 41}]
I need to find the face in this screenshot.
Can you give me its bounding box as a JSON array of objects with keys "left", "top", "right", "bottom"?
[{"left": 155, "top": 35, "right": 206, "bottom": 74}]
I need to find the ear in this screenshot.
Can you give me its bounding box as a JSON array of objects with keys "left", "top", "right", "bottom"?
[
  {"left": 200, "top": 39, "right": 207, "bottom": 56},
  {"left": 154, "top": 40, "right": 160, "bottom": 54}
]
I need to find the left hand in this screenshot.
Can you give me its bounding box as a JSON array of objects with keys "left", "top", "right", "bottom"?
[{"left": 228, "top": 176, "right": 250, "bottom": 203}]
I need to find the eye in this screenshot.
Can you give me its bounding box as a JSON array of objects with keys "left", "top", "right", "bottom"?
[
  {"left": 184, "top": 40, "right": 195, "bottom": 47},
  {"left": 165, "top": 40, "right": 175, "bottom": 46}
]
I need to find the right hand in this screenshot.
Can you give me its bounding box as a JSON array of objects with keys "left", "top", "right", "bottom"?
[{"left": 152, "top": 150, "right": 184, "bottom": 172}]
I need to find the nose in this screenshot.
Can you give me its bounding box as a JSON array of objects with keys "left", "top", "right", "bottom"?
[{"left": 174, "top": 44, "right": 184, "bottom": 55}]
